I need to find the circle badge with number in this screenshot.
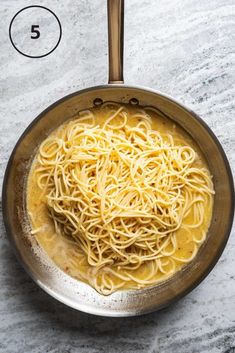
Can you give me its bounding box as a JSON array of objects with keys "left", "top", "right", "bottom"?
[{"left": 9, "top": 6, "right": 62, "bottom": 58}]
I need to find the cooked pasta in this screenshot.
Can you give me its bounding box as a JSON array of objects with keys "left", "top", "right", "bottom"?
[{"left": 27, "top": 102, "right": 214, "bottom": 295}]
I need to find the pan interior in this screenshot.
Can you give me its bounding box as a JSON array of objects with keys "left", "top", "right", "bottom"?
[{"left": 3, "top": 85, "right": 234, "bottom": 316}]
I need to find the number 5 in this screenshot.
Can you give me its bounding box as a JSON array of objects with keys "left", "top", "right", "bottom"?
[{"left": 31, "top": 25, "right": 40, "bottom": 39}]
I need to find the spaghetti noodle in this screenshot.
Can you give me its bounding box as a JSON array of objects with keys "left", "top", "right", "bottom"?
[{"left": 28, "top": 102, "right": 214, "bottom": 295}]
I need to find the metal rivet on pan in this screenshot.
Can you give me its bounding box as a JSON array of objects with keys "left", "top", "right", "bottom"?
[
  {"left": 129, "top": 98, "right": 139, "bottom": 105},
  {"left": 93, "top": 98, "right": 103, "bottom": 106}
]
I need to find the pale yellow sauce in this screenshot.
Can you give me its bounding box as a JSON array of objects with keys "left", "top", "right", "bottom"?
[{"left": 27, "top": 104, "right": 213, "bottom": 293}]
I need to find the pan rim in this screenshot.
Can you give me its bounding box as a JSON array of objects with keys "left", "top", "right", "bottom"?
[{"left": 2, "top": 84, "right": 234, "bottom": 317}]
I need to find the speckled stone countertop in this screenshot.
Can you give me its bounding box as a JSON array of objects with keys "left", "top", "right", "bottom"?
[{"left": 0, "top": 0, "right": 234, "bottom": 352}]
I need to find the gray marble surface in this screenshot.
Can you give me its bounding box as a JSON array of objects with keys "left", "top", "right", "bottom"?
[{"left": 0, "top": 0, "right": 235, "bottom": 352}]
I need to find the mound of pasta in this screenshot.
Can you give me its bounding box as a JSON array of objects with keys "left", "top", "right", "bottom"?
[{"left": 28, "top": 102, "right": 214, "bottom": 294}]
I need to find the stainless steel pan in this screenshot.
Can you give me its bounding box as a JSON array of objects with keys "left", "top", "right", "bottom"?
[{"left": 2, "top": 0, "right": 234, "bottom": 316}]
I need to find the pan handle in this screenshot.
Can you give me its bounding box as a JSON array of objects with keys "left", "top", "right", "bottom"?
[{"left": 107, "top": 0, "right": 124, "bottom": 84}]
